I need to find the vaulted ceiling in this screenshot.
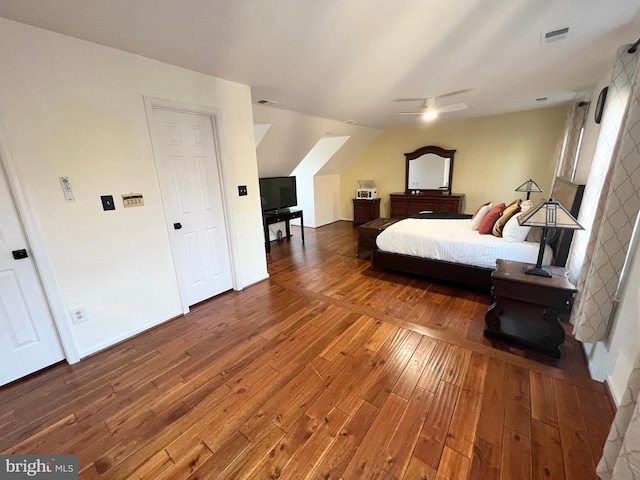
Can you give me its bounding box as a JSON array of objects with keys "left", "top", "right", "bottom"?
[{"left": 0, "top": 0, "right": 638, "bottom": 128}]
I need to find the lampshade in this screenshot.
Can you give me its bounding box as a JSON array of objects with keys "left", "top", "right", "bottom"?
[
  {"left": 517, "top": 198, "right": 583, "bottom": 277},
  {"left": 515, "top": 179, "right": 543, "bottom": 200},
  {"left": 517, "top": 198, "right": 583, "bottom": 230}
]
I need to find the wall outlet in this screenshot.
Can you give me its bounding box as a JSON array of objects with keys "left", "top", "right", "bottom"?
[{"left": 70, "top": 307, "right": 89, "bottom": 324}]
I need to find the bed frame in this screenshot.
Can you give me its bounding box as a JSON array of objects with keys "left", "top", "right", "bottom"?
[{"left": 371, "top": 177, "right": 585, "bottom": 290}]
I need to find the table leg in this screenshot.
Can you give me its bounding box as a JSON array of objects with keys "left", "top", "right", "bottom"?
[{"left": 264, "top": 220, "right": 270, "bottom": 253}]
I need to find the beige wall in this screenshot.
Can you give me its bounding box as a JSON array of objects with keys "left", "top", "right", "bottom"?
[
  {"left": 340, "top": 105, "right": 570, "bottom": 218},
  {"left": 0, "top": 19, "right": 267, "bottom": 357}
]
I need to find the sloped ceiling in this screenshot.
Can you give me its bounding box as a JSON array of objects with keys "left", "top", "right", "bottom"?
[
  {"left": 253, "top": 104, "right": 381, "bottom": 178},
  {"left": 0, "top": 0, "right": 638, "bottom": 128}
]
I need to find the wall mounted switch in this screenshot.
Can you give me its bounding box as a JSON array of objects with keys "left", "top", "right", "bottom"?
[
  {"left": 122, "top": 193, "right": 144, "bottom": 207},
  {"left": 101, "top": 195, "right": 115, "bottom": 211},
  {"left": 238, "top": 185, "right": 248, "bottom": 196}
]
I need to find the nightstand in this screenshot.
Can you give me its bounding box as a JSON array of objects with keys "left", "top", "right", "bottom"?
[
  {"left": 484, "top": 259, "right": 576, "bottom": 358},
  {"left": 353, "top": 198, "right": 381, "bottom": 226},
  {"left": 357, "top": 217, "right": 400, "bottom": 260}
]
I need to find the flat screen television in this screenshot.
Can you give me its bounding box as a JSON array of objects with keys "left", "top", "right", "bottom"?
[{"left": 259, "top": 176, "right": 298, "bottom": 213}]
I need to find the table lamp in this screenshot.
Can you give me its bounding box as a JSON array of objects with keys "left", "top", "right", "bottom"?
[
  {"left": 515, "top": 179, "right": 543, "bottom": 200},
  {"left": 517, "top": 198, "right": 583, "bottom": 277}
]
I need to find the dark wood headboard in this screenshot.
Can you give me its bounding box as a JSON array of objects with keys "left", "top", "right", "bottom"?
[{"left": 549, "top": 177, "right": 585, "bottom": 266}]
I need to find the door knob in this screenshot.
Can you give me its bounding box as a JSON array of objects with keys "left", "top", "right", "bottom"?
[
  {"left": 12, "top": 249, "right": 28, "bottom": 260},
  {"left": 173, "top": 223, "right": 182, "bottom": 230}
]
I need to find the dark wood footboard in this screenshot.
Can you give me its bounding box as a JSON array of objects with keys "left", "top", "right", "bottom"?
[{"left": 371, "top": 248, "right": 493, "bottom": 290}]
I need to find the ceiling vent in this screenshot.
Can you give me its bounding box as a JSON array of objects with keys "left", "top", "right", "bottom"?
[
  {"left": 542, "top": 27, "right": 569, "bottom": 44},
  {"left": 256, "top": 98, "right": 278, "bottom": 106}
]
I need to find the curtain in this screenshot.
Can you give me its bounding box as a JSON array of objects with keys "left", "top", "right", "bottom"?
[
  {"left": 570, "top": 45, "right": 640, "bottom": 342},
  {"left": 597, "top": 350, "right": 640, "bottom": 479}
]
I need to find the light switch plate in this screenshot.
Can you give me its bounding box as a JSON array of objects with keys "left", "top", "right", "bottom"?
[
  {"left": 101, "top": 195, "right": 115, "bottom": 211},
  {"left": 122, "top": 193, "right": 144, "bottom": 208}
]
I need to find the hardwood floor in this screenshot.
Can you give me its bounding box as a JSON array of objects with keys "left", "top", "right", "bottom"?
[{"left": 0, "top": 221, "right": 615, "bottom": 479}]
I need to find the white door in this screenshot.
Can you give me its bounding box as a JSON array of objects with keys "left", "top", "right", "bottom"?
[
  {"left": 0, "top": 165, "right": 65, "bottom": 386},
  {"left": 150, "top": 108, "right": 233, "bottom": 308}
]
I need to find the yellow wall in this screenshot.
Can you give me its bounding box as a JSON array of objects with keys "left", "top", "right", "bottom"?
[{"left": 340, "top": 105, "right": 570, "bottom": 218}]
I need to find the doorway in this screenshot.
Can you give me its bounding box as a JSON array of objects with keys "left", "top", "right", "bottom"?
[
  {"left": 147, "top": 103, "right": 234, "bottom": 310},
  {"left": 0, "top": 163, "right": 65, "bottom": 386}
]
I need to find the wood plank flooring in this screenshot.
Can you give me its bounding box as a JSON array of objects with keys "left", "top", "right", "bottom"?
[{"left": 0, "top": 221, "right": 615, "bottom": 479}]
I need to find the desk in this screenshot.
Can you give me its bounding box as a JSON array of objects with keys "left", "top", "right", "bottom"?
[
  {"left": 484, "top": 259, "right": 576, "bottom": 358},
  {"left": 262, "top": 209, "right": 304, "bottom": 253}
]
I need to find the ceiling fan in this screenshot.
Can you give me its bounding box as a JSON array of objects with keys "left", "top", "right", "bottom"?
[{"left": 396, "top": 90, "right": 470, "bottom": 120}]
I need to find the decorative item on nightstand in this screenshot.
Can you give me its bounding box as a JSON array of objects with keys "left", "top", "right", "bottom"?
[
  {"left": 356, "top": 179, "right": 377, "bottom": 199},
  {"left": 517, "top": 198, "right": 583, "bottom": 277},
  {"left": 515, "top": 178, "right": 543, "bottom": 200}
]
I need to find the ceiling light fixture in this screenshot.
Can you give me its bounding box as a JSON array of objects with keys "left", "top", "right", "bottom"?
[{"left": 422, "top": 111, "right": 438, "bottom": 121}]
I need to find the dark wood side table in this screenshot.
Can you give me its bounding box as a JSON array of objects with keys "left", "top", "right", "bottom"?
[
  {"left": 262, "top": 209, "right": 304, "bottom": 253},
  {"left": 484, "top": 259, "right": 576, "bottom": 358},
  {"left": 353, "top": 198, "right": 381, "bottom": 226},
  {"left": 357, "top": 218, "right": 400, "bottom": 259}
]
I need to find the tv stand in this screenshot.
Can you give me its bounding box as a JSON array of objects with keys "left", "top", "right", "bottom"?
[{"left": 262, "top": 208, "right": 304, "bottom": 253}]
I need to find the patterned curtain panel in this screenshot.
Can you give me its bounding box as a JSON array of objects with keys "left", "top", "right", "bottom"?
[
  {"left": 556, "top": 101, "right": 590, "bottom": 180},
  {"left": 597, "top": 351, "right": 640, "bottom": 479},
  {"left": 570, "top": 45, "right": 640, "bottom": 342}
]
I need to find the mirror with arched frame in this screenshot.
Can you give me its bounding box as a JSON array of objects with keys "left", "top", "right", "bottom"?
[{"left": 405, "top": 145, "right": 455, "bottom": 194}]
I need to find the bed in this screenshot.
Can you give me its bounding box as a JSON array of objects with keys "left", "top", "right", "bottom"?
[{"left": 371, "top": 177, "right": 585, "bottom": 290}]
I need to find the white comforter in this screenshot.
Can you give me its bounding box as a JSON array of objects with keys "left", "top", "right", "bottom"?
[{"left": 375, "top": 218, "right": 552, "bottom": 269}]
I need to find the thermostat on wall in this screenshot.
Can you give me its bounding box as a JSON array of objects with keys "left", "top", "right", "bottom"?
[
  {"left": 122, "top": 193, "right": 144, "bottom": 208},
  {"left": 59, "top": 176, "right": 75, "bottom": 203}
]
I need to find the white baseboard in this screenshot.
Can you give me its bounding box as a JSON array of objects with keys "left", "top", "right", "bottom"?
[{"left": 77, "top": 310, "right": 183, "bottom": 358}]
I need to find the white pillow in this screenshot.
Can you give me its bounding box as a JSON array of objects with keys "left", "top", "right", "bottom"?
[
  {"left": 470, "top": 203, "right": 493, "bottom": 230},
  {"left": 502, "top": 212, "right": 531, "bottom": 242},
  {"left": 520, "top": 200, "right": 534, "bottom": 212}
]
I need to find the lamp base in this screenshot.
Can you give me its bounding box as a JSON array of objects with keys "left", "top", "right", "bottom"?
[{"left": 525, "top": 265, "right": 552, "bottom": 277}]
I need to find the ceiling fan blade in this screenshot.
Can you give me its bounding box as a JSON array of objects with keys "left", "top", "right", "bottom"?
[
  {"left": 394, "top": 98, "right": 428, "bottom": 103},
  {"left": 436, "top": 89, "right": 474, "bottom": 99},
  {"left": 398, "top": 111, "right": 425, "bottom": 115},
  {"left": 437, "top": 102, "right": 468, "bottom": 113}
]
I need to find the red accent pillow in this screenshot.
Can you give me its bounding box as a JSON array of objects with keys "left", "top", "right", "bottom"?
[{"left": 478, "top": 203, "right": 506, "bottom": 234}]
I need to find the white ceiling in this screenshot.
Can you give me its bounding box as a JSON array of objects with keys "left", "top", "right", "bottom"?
[{"left": 1, "top": 0, "right": 638, "bottom": 128}]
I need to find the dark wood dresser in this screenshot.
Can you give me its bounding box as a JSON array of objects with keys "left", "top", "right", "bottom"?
[
  {"left": 389, "top": 192, "right": 464, "bottom": 218},
  {"left": 352, "top": 198, "right": 381, "bottom": 225}
]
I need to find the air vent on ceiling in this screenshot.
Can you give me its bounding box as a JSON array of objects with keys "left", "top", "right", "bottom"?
[
  {"left": 256, "top": 98, "right": 278, "bottom": 105},
  {"left": 543, "top": 27, "right": 569, "bottom": 44}
]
